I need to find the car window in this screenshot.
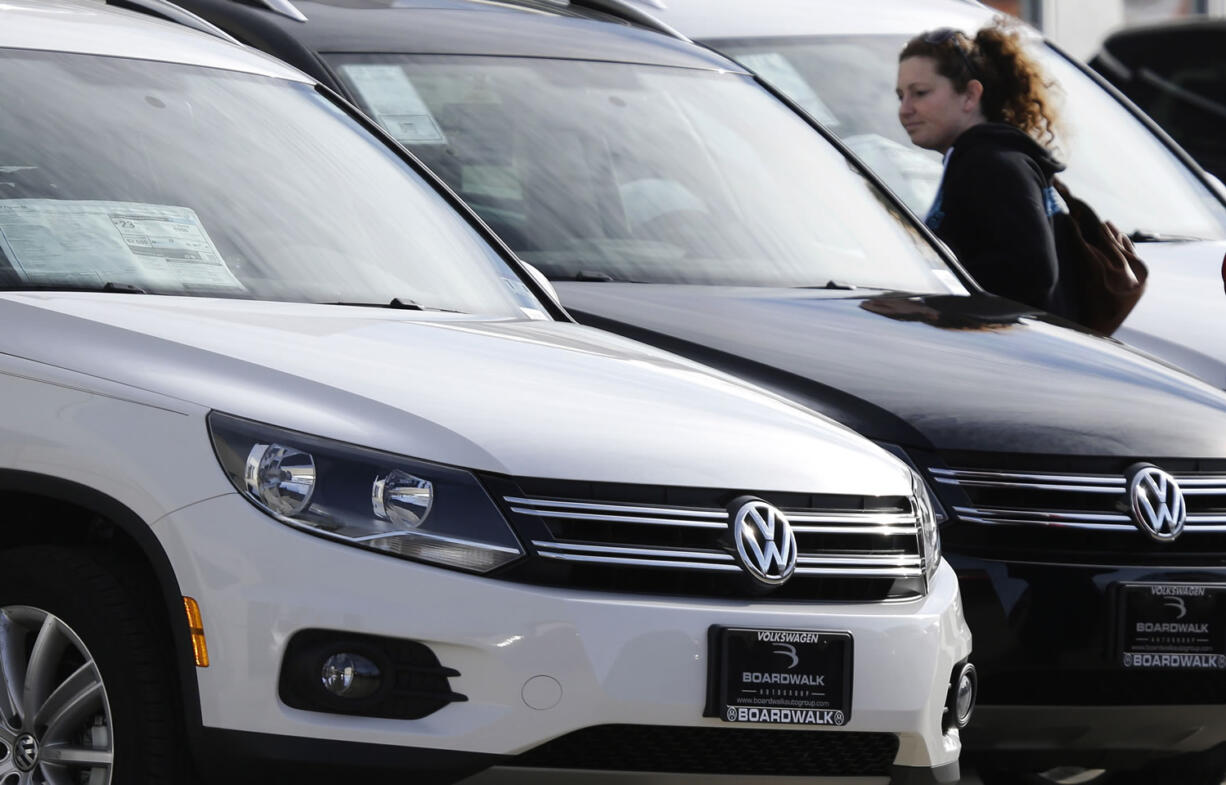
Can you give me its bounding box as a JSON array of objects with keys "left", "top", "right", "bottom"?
[
  {"left": 0, "top": 49, "right": 541, "bottom": 316},
  {"left": 327, "top": 54, "right": 959, "bottom": 293},
  {"left": 715, "top": 35, "right": 1226, "bottom": 240}
]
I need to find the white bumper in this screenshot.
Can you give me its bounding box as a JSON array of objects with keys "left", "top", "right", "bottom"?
[{"left": 157, "top": 494, "right": 971, "bottom": 771}]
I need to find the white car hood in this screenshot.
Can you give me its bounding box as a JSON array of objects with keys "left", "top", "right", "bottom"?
[{"left": 3, "top": 293, "right": 910, "bottom": 495}]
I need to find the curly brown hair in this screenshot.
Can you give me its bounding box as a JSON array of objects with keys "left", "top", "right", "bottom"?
[{"left": 900, "top": 18, "right": 1059, "bottom": 148}]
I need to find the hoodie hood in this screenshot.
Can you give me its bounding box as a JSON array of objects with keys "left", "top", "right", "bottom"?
[
  {"left": 1, "top": 292, "right": 912, "bottom": 496},
  {"left": 950, "top": 122, "right": 1064, "bottom": 179}
]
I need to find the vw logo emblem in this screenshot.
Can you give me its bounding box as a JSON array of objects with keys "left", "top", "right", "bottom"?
[
  {"left": 1126, "top": 464, "right": 1186, "bottom": 542},
  {"left": 14, "top": 733, "right": 38, "bottom": 772},
  {"left": 728, "top": 497, "right": 797, "bottom": 586}
]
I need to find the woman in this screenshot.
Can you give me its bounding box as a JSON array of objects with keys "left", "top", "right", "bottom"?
[{"left": 896, "top": 22, "right": 1079, "bottom": 319}]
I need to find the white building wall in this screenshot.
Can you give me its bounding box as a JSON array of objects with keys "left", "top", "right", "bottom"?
[
  {"left": 1031, "top": 0, "right": 1226, "bottom": 60},
  {"left": 1038, "top": 0, "right": 1126, "bottom": 60}
]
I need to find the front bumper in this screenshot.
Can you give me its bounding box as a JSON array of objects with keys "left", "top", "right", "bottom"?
[
  {"left": 964, "top": 705, "right": 1226, "bottom": 770},
  {"left": 953, "top": 552, "right": 1226, "bottom": 765},
  {"left": 156, "top": 494, "right": 971, "bottom": 781}
]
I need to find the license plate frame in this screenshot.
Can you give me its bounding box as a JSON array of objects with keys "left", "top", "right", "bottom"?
[
  {"left": 1116, "top": 582, "right": 1226, "bottom": 670},
  {"left": 704, "top": 626, "right": 853, "bottom": 726}
]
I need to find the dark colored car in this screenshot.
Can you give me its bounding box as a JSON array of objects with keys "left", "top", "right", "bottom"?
[
  {"left": 145, "top": 0, "right": 1226, "bottom": 781},
  {"left": 634, "top": 0, "right": 1226, "bottom": 395},
  {"left": 1092, "top": 19, "right": 1226, "bottom": 186}
]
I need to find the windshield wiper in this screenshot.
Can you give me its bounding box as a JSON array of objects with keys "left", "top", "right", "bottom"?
[
  {"left": 102, "top": 281, "right": 147, "bottom": 294},
  {"left": 328, "top": 297, "right": 424, "bottom": 310},
  {"left": 794, "top": 280, "right": 866, "bottom": 290},
  {"left": 1128, "top": 229, "right": 1206, "bottom": 243},
  {"left": 328, "top": 297, "right": 462, "bottom": 313},
  {"left": 572, "top": 270, "right": 617, "bottom": 282},
  {"left": 0, "top": 281, "right": 148, "bottom": 294}
]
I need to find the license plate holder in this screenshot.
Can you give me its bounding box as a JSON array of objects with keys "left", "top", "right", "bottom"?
[
  {"left": 705, "top": 626, "right": 853, "bottom": 726},
  {"left": 1117, "top": 583, "right": 1226, "bottom": 670}
]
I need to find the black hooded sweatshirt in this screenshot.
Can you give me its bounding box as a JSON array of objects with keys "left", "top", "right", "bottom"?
[{"left": 926, "top": 122, "right": 1076, "bottom": 319}]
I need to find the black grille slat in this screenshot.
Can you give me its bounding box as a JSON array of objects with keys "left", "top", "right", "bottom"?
[{"left": 511, "top": 724, "right": 899, "bottom": 776}]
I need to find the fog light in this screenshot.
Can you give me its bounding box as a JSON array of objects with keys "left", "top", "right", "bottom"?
[
  {"left": 245, "top": 443, "right": 316, "bottom": 516},
  {"left": 953, "top": 663, "right": 977, "bottom": 728},
  {"left": 321, "top": 653, "right": 382, "bottom": 699}
]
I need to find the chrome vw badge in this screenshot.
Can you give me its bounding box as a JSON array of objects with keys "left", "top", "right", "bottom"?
[
  {"left": 1126, "top": 464, "right": 1187, "bottom": 542},
  {"left": 728, "top": 497, "right": 797, "bottom": 586},
  {"left": 14, "top": 733, "right": 38, "bottom": 772}
]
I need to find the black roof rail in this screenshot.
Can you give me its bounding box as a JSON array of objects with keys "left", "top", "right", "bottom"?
[
  {"left": 566, "top": 0, "right": 691, "bottom": 42},
  {"left": 102, "top": 0, "right": 243, "bottom": 42}
]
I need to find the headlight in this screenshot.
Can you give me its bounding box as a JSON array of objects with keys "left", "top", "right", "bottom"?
[
  {"left": 911, "top": 469, "right": 942, "bottom": 583},
  {"left": 208, "top": 412, "right": 523, "bottom": 572}
]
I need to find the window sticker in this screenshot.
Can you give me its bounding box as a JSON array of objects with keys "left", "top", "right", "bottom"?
[
  {"left": 735, "top": 53, "right": 841, "bottom": 127},
  {"left": 339, "top": 64, "right": 448, "bottom": 145},
  {"left": 0, "top": 200, "right": 243, "bottom": 292}
]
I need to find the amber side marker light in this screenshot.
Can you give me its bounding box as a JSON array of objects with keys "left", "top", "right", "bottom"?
[{"left": 183, "top": 596, "right": 210, "bottom": 668}]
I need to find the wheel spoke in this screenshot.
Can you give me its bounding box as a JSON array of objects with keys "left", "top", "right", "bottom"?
[
  {"left": 32, "top": 662, "right": 102, "bottom": 745},
  {"left": 40, "top": 743, "right": 113, "bottom": 767},
  {"left": 21, "top": 616, "right": 68, "bottom": 727},
  {"left": 32, "top": 663, "right": 102, "bottom": 746},
  {"left": 0, "top": 613, "right": 29, "bottom": 727}
]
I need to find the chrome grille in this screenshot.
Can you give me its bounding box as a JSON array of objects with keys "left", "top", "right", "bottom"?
[
  {"left": 931, "top": 467, "right": 1226, "bottom": 534},
  {"left": 506, "top": 495, "right": 924, "bottom": 580}
]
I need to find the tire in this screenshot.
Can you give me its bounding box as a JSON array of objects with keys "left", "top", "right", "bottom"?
[{"left": 0, "top": 546, "right": 183, "bottom": 784}]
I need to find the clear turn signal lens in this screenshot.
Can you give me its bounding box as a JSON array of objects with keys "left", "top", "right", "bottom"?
[{"left": 911, "top": 469, "right": 941, "bottom": 582}]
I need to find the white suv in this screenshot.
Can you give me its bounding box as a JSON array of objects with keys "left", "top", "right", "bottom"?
[{"left": 0, "top": 2, "right": 971, "bottom": 783}]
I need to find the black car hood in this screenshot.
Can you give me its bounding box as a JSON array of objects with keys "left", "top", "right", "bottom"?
[{"left": 558, "top": 283, "right": 1226, "bottom": 457}]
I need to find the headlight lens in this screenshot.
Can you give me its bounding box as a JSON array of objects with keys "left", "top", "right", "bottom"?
[
  {"left": 209, "top": 412, "right": 523, "bottom": 572},
  {"left": 246, "top": 443, "right": 317, "bottom": 516},
  {"left": 911, "top": 469, "right": 942, "bottom": 582}
]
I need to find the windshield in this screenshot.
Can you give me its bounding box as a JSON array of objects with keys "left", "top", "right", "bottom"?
[
  {"left": 327, "top": 54, "right": 957, "bottom": 292},
  {"left": 714, "top": 34, "right": 1226, "bottom": 240},
  {"left": 0, "top": 49, "right": 540, "bottom": 316}
]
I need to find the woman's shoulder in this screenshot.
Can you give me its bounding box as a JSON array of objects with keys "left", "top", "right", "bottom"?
[
  {"left": 950, "top": 142, "right": 1040, "bottom": 178},
  {"left": 948, "top": 123, "right": 1063, "bottom": 179}
]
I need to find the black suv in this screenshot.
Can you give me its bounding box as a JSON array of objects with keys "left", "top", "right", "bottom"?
[{"left": 144, "top": 0, "right": 1226, "bottom": 781}]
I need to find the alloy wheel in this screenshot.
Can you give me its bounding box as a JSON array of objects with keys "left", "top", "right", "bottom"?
[{"left": 0, "top": 606, "right": 113, "bottom": 785}]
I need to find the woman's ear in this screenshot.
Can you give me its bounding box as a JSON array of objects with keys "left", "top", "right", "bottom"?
[{"left": 964, "top": 79, "right": 985, "bottom": 112}]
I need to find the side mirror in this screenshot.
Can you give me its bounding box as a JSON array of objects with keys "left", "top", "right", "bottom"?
[{"left": 520, "top": 262, "right": 562, "bottom": 307}]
